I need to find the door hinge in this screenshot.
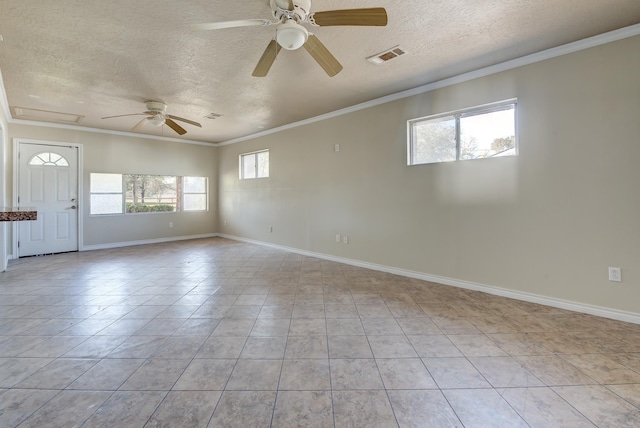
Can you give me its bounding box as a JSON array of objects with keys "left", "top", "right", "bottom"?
[
  {"left": 17, "top": 196, "right": 20, "bottom": 204},
  {"left": 17, "top": 241, "right": 20, "bottom": 248}
]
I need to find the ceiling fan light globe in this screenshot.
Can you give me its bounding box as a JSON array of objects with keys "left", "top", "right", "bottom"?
[
  {"left": 276, "top": 20, "right": 308, "bottom": 50},
  {"left": 148, "top": 116, "right": 165, "bottom": 127}
]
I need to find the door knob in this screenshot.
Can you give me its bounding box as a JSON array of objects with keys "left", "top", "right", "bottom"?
[{"left": 70, "top": 206, "right": 77, "bottom": 209}]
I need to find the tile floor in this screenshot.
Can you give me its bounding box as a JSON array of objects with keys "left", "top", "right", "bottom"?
[{"left": 1, "top": 237, "right": 640, "bottom": 427}]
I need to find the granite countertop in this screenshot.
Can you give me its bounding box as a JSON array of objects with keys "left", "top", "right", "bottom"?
[{"left": 0, "top": 208, "right": 37, "bottom": 221}]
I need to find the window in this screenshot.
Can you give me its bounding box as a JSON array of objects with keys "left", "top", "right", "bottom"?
[
  {"left": 240, "top": 150, "right": 269, "bottom": 179},
  {"left": 182, "top": 176, "right": 208, "bottom": 211},
  {"left": 126, "top": 175, "right": 177, "bottom": 213},
  {"left": 90, "top": 173, "right": 208, "bottom": 215},
  {"left": 408, "top": 101, "right": 516, "bottom": 165},
  {"left": 90, "top": 173, "right": 124, "bottom": 215},
  {"left": 29, "top": 152, "right": 69, "bottom": 166}
]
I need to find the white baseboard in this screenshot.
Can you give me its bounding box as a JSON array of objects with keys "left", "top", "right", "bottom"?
[
  {"left": 219, "top": 234, "right": 640, "bottom": 325},
  {"left": 81, "top": 233, "right": 219, "bottom": 251}
]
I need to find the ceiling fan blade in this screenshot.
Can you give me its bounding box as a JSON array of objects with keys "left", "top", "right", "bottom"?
[
  {"left": 303, "top": 34, "right": 343, "bottom": 77},
  {"left": 132, "top": 118, "right": 148, "bottom": 131},
  {"left": 167, "top": 114, "right": 202, "bottom": 128},
  {"left": 102, "top": 113, "right": 146, "bottom": 119},
  {"left": 192, "top": 19, "right": 275, "bottom": 31},
  {"left": 252, "top": 39, "right": 281, "bottom": 77},
  {"left": 165, "top": 118, "right": 187, "bottom": 135},
  {"left": 310, "top": 8, "right": 388, "bottom": 27}
]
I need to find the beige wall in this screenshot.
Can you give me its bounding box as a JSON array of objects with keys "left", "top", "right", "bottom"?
[
  {"left": 218, "top": 35, "right": 640, "bottom": 314},
  {"left": 7, "top": 125, "right": 218, "bottom": 247}
]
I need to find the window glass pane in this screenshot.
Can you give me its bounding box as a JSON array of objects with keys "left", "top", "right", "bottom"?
[
  {"left": 126, "top": 174, "right": 177, "bottom": 212},
  {"left": 56, "top": 158, "right": 69, "bottom": 166},
  {"left": 184, "top": 176, "right": 206, "bottom": 193},
  {"left": 242, "top": 154, "right": 256, "bottom": 179},
  {"left": 29, "top": 152, "right": 69, "bottom": 166},
  {"left": 256, "top": 152, "right": 269, "bottom": 178},
  {"left": 412, "top": 116, "right": 456, "bottom": 164},
  {"left": 91, "top": 173, "right": 122, "bottom": 193},
  {"left": 240, "top": 151, "right": 269, "bottom": 179},
  {"left": 257, "top": 151, "right": 269, "bottom": 178},
  {"left": 90, "top": 194, "right": 122, "bottom": 214},
  {"left": 460, "top": 106, "right": 515, "bottom": 160},
  {"left": 184, "top": 194, "right": 207, "bottom": 211}
]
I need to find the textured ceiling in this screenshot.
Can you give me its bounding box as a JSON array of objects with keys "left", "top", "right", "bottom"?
[{"left": 1, "top": 0, "right": 639, "bottom": 144}]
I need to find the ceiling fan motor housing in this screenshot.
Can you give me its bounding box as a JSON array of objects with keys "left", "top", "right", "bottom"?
[
  {"left": 145, "top": 101, "right": 167, "bottom": 114},
  {"left": 271, "top": 0, "right": 311, "bottom": 22}
]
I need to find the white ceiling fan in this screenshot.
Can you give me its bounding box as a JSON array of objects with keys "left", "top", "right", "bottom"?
[
  {"left": 101, "top": 101, "right": 202, "bottom": 136},
  {"left": 194, "top": 0, "right": 388, "bottom": 77}
]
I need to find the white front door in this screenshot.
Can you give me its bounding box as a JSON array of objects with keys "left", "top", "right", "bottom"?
[{"left": 18, "top": 142, "right": 79, "bottom": 256}]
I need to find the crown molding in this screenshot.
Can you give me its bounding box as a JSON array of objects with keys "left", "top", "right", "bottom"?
[
  {"left": 7, "top": 117, "right": 216, "bottom": 147},
  {"left": 2, "top": 24, "right": 639, "bottom": 148},
  {"left": 0, "top": 72, "right": 215, "bottom": 147},
  {"left": 218, "top": 23, "right": 640, "bottom": 146}
]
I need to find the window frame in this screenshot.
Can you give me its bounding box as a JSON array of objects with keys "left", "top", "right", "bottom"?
[
  {"left": 125, "top": 174, "right": 179, "bottom": 214},
  {"left": 239, "top": 149, "right": 270, "bottom": 180},
  {"left": 181, "top": 176, "right": 209, "bottom": 212},
  {"left": 407, "top": 99, "right": 517, "bottom": 165},
  {"left": 89, "top": 173, "right": 125, "bottom": 215},
  {"left": 28, "top": 152, "right": 70, "bottom": 167},
  {"left": 89, "top": 173, "right": 209, "bottom": 216}
]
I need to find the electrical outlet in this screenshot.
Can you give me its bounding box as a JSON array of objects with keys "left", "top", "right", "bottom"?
[
  {"left": 608, "top": 267, "right": 622, "bottom": 282},
  {"left": 335, "top": 144, "right": 340, "bottom": 152},
  {"left": 269, "top": 225, "right": 273, "bottom": 233},
  {"left": 343, "top": 235, "right": 348, "bottom": 244},
  {"left": 336, "top": 234, "right": 341, "bottom": 243},
  {"left": 224, "top": 220, "right": 227, "bottom": 226},
  {"left": 168, "top": 222, "right": 173, "bottom": 228}
]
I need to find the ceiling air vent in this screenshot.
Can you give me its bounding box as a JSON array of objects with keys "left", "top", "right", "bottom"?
[
  {"left": 366, "top": 45, "right": 406, "bottom": 65},
  {"left": 205, "top": 113, "right": 223, "bottom": 120}
]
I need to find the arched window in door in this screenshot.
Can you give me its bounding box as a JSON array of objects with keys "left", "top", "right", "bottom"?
[{"left": 28, "top": 152, "right": 69, "bottom": 166}]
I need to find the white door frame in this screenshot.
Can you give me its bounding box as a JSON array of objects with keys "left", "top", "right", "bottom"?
[
  {"left": 0, "top": 122, "right": 5, "bottom": 270},
  {"left": 12, "top": 138, "right": 84, "bottom": 258}
]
